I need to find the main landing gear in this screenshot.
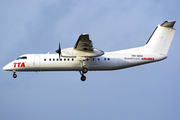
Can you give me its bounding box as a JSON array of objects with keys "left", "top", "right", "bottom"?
[
  {"left": 13, "top": 71, "right": 17, "bottom": 78},
  {"left": 79, "top": 67, "right": 88, "bottom": 81}
]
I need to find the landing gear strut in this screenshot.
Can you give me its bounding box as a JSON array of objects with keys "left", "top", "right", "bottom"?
[
  {"left": 13, "top": 71, "right": 17, "bottom": 78},
  {"left": 79, "top": 67, "right": 88, "bottom": 81}
]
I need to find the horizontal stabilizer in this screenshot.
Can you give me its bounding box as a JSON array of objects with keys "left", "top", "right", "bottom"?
[{"left": 161, "top": 21, "right": 176, "bottom": 28}]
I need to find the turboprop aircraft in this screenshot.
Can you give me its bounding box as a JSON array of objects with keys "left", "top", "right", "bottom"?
[{"left": 3, "top": 21, "right": 176, "bottom": 81}]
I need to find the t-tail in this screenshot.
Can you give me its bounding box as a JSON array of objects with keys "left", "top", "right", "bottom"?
[{"left": 144, "top": 21, "right": 176, "bottom": 56}]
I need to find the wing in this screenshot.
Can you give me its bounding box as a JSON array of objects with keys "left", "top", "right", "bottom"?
[
  {"left": 61, "top": 34, "right": 104, "bottom": 58},
  {"left": 73, "top": 34, "right": 104, "bottom": 57},
  {"left": 74, "top": 34, "right": 93, "bottom": 51}
]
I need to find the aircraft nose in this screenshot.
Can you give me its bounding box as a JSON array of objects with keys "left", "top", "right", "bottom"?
[{"left": 3, "top": 63, "right": 13, "bottom": 71}]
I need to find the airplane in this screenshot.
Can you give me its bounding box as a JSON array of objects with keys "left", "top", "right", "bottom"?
[{"left": 3, "top": 21, "right": 176, "bottom": 81}]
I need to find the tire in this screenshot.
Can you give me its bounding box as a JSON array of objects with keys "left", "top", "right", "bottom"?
[
  {"left": 13, "top": 74, "right": 17, "bottom": 78},
  {"left": 82, "top": 68, "right": 88, "bottom": 74},
  {"left": 81, "top": 75, "right": 86, "bottom": 81}
]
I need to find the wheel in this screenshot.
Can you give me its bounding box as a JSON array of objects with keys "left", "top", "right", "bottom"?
[
  {"left": 81, "top": 75, "right": 86, "bottom": 81},
  {"left": 82, "top": 68, "right": 88, "bottom": 74},
  {"left": 13, "top": 73, "right": 17, "bottom": 78}
]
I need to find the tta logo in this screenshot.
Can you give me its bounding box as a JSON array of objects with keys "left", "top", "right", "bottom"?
[{"left": 14, "top": 62, "right": 25, "bottom": 68}]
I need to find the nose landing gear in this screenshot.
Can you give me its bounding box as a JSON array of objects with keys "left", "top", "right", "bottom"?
[{"left": 13, "top": 71, "right": 17, "bottom": 78}]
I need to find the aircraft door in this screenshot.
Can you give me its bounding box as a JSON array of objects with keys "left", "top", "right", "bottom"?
[{"left": 34, "top": 55, "right": 40, "bottom": 67}]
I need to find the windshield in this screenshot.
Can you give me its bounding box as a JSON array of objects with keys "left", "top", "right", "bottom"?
[{"left": 16, "top": 56, "right": 27, "bottom": 60}]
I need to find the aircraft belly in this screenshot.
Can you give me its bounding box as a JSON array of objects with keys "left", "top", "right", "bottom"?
[{"left": 86, "top": 59, "right": 115, "bottom": 71}]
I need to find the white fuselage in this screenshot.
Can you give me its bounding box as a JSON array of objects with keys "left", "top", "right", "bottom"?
[{"left": 3, "top": 49, "right": 166, "bottom": 72}]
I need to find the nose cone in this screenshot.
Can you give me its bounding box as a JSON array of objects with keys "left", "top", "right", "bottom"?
[{"left": 3, "top": 63, "right": 13, "bottom": 71}]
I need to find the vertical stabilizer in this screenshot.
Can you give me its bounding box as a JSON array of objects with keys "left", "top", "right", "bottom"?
[{"left": 144, "top": 21, "right": 176, "bottom": 55}]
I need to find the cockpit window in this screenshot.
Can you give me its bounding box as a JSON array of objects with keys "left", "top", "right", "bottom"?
[
  {"left": 16, "top": 56, "right": 27, "bottom": 60},
  {"left": 16, "top": 57, "right": 21, "bottom": 60},
  {"left": 21, "top": 56, "right": 27, "bottom": 59}
]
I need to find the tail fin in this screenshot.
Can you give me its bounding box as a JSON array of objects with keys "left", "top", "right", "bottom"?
[{"left": 144, "top": 21, "right": 176, "bottom": 55}]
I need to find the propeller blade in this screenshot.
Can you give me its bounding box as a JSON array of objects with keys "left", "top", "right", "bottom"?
[
  {"left": 59, "top": 42, "right": 61, "bottom": 54},
  {"left": 55, "top": 42, "right": 61, "bottom": 58}
]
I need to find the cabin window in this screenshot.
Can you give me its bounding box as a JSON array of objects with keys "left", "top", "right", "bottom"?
[
  {"left": 108, "top": 58, "right": 110, "bottom": 61},
  {"left": 49, "top": 58, "right": 51, "bottom": 61},
  {"left": 98, "top": 58, "right": 100, "bottom": 61},
  {"left": 53, "top": 58, "right": 55, "bottom": 61},
  {"left": 44, "top": 58, "right": 46, "bottom": 61},
  {"left": 104, "top": 58, "right": 106, "bottom": 61},
  {"left": 67, "top": 58, "right": 69, "bottom": 61},
  {"left": 93, "top": 58, "right": 95, "bottom": 61},
  {"left": 60, "top": 59, "right": 62, "bottom": 61},
  {"left": 64, "top": 59, "right": 66, "bottom": 61},
  {"left": 72, "top": 58, "right": 74, "bottom": 61},
  {"left": 57, "top": 58, "right": 58, "bottom": 61}
]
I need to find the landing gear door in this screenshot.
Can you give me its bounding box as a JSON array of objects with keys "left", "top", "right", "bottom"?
[{"left": 34, "top": 55, "right": 40, "bottom": 67}]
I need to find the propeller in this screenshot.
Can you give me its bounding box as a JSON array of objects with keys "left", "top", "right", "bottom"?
[{"left": 56, "top": 42, "right": 61, "bottom": 59}]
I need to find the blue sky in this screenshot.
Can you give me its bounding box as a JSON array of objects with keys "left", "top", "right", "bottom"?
[{"left": 1, "top": 0, "right": 180, "bottom": 120}]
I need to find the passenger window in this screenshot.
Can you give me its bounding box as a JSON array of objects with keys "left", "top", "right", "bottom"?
[
  {"left": 49, "top": 58, "right": 51, "bottom": 61},
  {"left": 57, "top": 58, "right": 58, "bottom": 61},
  {"left": 60, "top": 59, "right": 62, "bottom": 61},
  {"left": 104, "top": 58, "right": 106, "bottom": 61},
  {"left": 53, "top": 58, "right": 55, "bottom": 61},
  {"left": 64, "top": 59, "right": 66, "bottom": 61},
  {"left": 108, "top": 58, "right": 110, "bottom": 61},
  {"left": 98, "top": 58, "right": 100, "bottom": 61},
  {"left": 44, "top": 58, "right": 46, "bottom": 61},
  {"left": 72, "top": 58, "right": 74, "bottom": 61},
  {"left": 67, "top": 58, "right": 69, "bottom": 61}
]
